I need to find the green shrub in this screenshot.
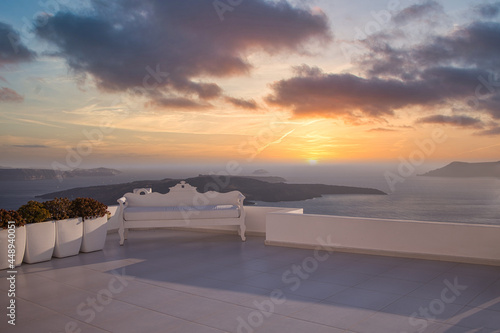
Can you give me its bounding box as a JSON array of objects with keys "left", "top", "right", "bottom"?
[
  {"left": 43, "top": 198, "right": 75, "bottom": 221},
  {"left": 0, "top": 209, "right": 26, "bottom": 229},
  {"left": 70, "top": 198, "right": 108, "bottom": 221},
  {"left": 17, "top": 201, "right": 51, "bottom": 224}
]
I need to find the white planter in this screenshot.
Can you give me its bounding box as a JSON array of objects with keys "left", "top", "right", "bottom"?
[
  {"left": 24, "top": 221, "right": 56, "bottom": 264},
  {"left": 0, "top": 226, "right": 26, "bottom": 270},
  {"left": 53, "top": 218, "right": 83, "bottom": 258},
  {"left": 80, "top": 216, "right": 107, "bottom": 253}
]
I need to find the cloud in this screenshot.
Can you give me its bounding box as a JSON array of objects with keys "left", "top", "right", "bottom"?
[
  {"left": 475, "top": 2, "right": 500, "bottom": 19},
  {"left": 35, "top": 0, "right": 330, "bottom": 109},
  {"left": 359, "top": 20, "right": 500, "bottom": 119},
  {"left": 266, "top": 65, "right": 441, "bottom": 118},
  {"left": 0, "top": 87, "right": 23, "bottom": 103},
  {"left": 474, "top": 92, "right": 500, "bottom": 119},
  {"left": 146, "top": 97, "right": 211, "bottom": 110},
  {"left": 0, "top": 22, "right": 36, "bottom": 67},
  {"left": 225, "top": 97, "right": 259, "bottom": 109},
  {"left": 12, "top": 145, "right": 49, "bottom": 148},
  {"left": 415, "top": 22, "right": 500, "bottom": 70},
  {"left": 392, "top": 0, "right": 445, "bottom": 25},
  {"left": 367, "top": 128, "right": 398, "bottom": 132},
  {"left": 268, "top": 3, "right": 500, "bottom": 122},
  {"left": 416, "top": 115, "right": 483, "bottom": 127},
  {"left": 358, "top": 21, "right": 500, "bottom": 79},
  {"left": 475, "top": 126, "right": 500, "bottom": 136}
]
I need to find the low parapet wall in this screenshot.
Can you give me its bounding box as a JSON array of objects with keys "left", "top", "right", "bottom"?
[
  {"left": 107, "top": 205, "right": 302, "bottom": 236},
  {"left": 109, "top": 204, "right": 500, "bottom": 265},
  {"left": 266, "top": 212, "right": 500, "bottom": 266}
]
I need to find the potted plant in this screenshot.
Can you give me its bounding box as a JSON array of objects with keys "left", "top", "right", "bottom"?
[
  {"left": 44, "top": 198, "right": 83, "bottom": 258},
  {"left": 70, "top": 198, "right": 108, "bottom": 252},
  {"left": 0, "top": 209, "right": 26, "bottom": 270},
  {"left": 18, "top": 201, "right": 55, "bottom": 264}
]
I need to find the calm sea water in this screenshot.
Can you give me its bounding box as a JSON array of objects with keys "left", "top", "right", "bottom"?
[
  {"left": 0, "top": 169, "right": 175, "bottom": 211},
  {"left": 255, "top": 176, "right": 500, "bottom": 225},
  {"left": 1, "top": 165, "right": 499, "bottom": 225}
]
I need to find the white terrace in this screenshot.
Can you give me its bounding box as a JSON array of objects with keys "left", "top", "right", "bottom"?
[{"left": 2, "top": 205, "right": 500, "bottom": 333}]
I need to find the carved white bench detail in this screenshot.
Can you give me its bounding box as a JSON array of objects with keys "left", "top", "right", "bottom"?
[{"left": 116, "top": 181, "right": 246, "bottom": 245}]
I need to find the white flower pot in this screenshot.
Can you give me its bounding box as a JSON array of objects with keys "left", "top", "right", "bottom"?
[
  {"left": 80, "top": 216, "right": 107, "bottom": 253},
  {"left": 24, "top": 221, "right": 56, "bottom": 264},
  {"left": 53, "top": 218, "right": 83, "bottom": 258},
  {"left": 0, "top": 226, "right": 26, "bottom": 270}
]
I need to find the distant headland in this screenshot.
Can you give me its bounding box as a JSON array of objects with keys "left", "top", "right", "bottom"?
[
  {"left": 37, "top": 175, "right": 386, "bottom": 206},
  {"left": 0, "top": 167, "right": 122, "bottom": 181},
  {"left": 421, "top": 161, "right": 500, "bottom": 178}
]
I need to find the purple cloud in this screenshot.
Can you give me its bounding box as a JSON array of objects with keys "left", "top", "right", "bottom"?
[
  {"left": 266, "top": 65, "right": 441, "bottom": 118},
  {"left": 0, "top": 87, "right": 23, "bottom": 103},
  {"left": 475, "top": 2, "right": 500, "bottom": 19},
  {"left": 225, "top": 97, "right": 259, "bottom": 109},
  {"left": 267, "top": 3, "right": 500, "bottom": 123},
  {"left": 475, "top": 126, "right": 500, "bottom": 136},
  {"left": 0, "top": 22, "right": 35, "bottom": 67},
  {"left": 35, "top": 0, "right": 330, "bottom": 110},
  {"left": 416, "top": 115, "right": 484, "bottom": 128}
]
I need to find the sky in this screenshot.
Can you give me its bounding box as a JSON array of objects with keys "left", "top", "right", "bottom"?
[{"left": 1, "top": 0, "right": 499, "bottom": 170}]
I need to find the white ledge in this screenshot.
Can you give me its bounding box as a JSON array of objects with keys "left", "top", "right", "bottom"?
[{"left": 266, "top": 211, "right": 500, "bottom": 266}]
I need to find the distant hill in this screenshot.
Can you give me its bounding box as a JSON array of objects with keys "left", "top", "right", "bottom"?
[
  {"left": 198, "top": 174, "right": 286, "bottom": 184},
  {"left": 240, "top": 175, "right": 287, "bottom": 183},
  {"left": 252, "top": 169, "right": 270, "bottom": 175},
  {"left": 37, "top": 175, "right": 386, "bottom": 206},
  {"left": 0, "top": 167, "right": 122, "bottom": 181},
  {"left": 421, "top": 161, "right": 500, "bottom": 178}
]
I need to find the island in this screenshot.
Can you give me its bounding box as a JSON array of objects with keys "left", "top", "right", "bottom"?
[
  {"left": 0, "top": 167, "right": 122, "bottom": 181},
  {"left": 37, "top": 175, "right": 386, "bottom": 206},
  {"left": 421, "top": 161, "right": 500, "bottom": 178}
]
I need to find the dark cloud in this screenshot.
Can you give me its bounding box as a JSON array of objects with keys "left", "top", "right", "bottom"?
[
  {"left": 0, "top": 22, "right": 35, "bottom": 66},
  {"left": 268, "top": 3, "right": 500, "bottom": 122},
  {"left": 416, "top": 22, "right": 500, "bottom": 70},
  {"left": 475, "top": 2, "right": 500, "bottom": 19},
  {"left": 475, "top": 126, "right": 500, "bottom": 136},
  {"left": 416, "top": 115, "right": 483, "bottom": 127},
  {"left": 35, "top": 0, "right": 330, "bottom": 109},
  {"left": 360, "top": 22, "right": 500, "bottom": 79},
  {"left": 266, "top": 65, "right": 441, "bottom": 118},
  {"left": 225, "top": 97, "right": 259, "bottom": 109},
  {"left": 146, "top": 97, "right": 211, "bottom": 110},
  {"left": 0, "top": 87, "right": 23, "bottom": 103},
  {"left": 392, "top": 0, "right": 445, "bottom": 25},
  {"left": 473, "top": 92, "right": 500, "bottom": 119},
  {"left": 12, "top": 145, "right": 48, "bottom": 148}
]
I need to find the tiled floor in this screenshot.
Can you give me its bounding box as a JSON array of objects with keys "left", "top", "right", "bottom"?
[{"left": 1, "top": 230, "right": 500, "bottom": 333}]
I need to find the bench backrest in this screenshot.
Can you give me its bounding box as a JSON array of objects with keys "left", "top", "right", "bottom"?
[{"left": 123, "top": 181, "right": 244, "bottom": 207}]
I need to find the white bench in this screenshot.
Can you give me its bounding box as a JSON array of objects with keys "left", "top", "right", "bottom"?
[{"left": 116, "top": 181, "right": 246, "bottom": 245}]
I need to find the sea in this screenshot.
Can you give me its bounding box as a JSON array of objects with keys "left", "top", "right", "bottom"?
[{"left": 1, "top": 164, "right": 499, "bottom": 225}]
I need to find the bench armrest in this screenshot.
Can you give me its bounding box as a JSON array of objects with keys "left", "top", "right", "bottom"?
[
  {"left": 117, "top": 197, "right": 128, "bottom": 245},
  {"left": 117, "top": 196, "right": 128, "bottom": 208}
]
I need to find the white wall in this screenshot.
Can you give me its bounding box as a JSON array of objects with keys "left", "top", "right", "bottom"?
[
  {"left": 106, "top": 205, "right": 119, "bottom": 231},
  {"left": 108, "top": 203, "right": 500, "bottom": 265},
  {"left": 266, "top": 212, "right": 500, "bottom": 265},
  {"left": 106, "top": 205, "right": 302, "bottom": 235},
  {"left": 243, "top": 206, "right": 303, "bottom": 234}
]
